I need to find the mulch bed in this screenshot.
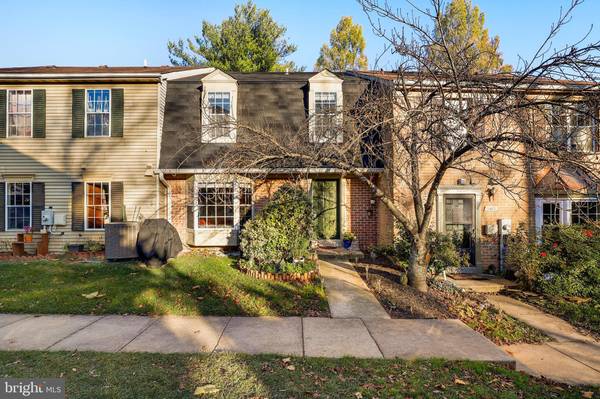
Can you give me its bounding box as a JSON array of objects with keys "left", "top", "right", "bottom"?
[
  {"left": 354, "top": 261, "right": 550, "bottom": 345},
  {"left": 355, "top": 263, "right": 452, "bottom": 319},
  {"left": 0, "top": 251, "right": 105, "bottom": 263}
]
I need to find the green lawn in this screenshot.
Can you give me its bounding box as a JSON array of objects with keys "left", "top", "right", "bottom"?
[
  {"left": 0, "top": 254, "right": 328, "bottom": 317},
  {"left": 0, "top": 351, "right": 594, "bottom": 398}
]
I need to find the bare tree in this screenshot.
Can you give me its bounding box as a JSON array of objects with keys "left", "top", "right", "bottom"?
[{"left": 186, "top": 0, "right": 600, "bottom": 292}]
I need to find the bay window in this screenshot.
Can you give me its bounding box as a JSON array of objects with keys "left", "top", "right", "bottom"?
[
  {"left": 6, "top": 182, "right": 31, "bottom": 230},
  {"left": 7, "top": 90, "right": 32, "bottom": 137},
  {"left": 536, "top": 198, "right": 599, "bottom": 231},
  {"left": 188, "top": 178, "right": 253, "bottom": 246}
]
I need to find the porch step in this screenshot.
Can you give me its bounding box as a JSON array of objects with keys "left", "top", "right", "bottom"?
[
  {"left": 447, "top": 274, "right": 518, "bottom": 294},
  {"left": 316, "top": 247, "right": 364, "bottom": 262}
]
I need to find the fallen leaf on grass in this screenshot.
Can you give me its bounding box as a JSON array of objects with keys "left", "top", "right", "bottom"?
[
  {"left": 354, "top": 392, "right": 363, "bottom": 399},
  {"left": 82, "top": 291, "right": 104, "bottom": 299},
  {"left": 281, "top": 357, "right": 291, "bottom": 363},
  {"left": 454, "top": 378, "right": 469, "bottom": 386},
  {"left": 286, "top": 365, "right": 296, "bottom": 371},
  {"left": 193, "top": 384, "right": 220, "bottom": 396},
  {"left": 582, "top": 391, "right": 594, "bottom": 398}
]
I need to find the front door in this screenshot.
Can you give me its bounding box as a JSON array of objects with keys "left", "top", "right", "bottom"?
[
  {"left": 444, "top": 195, "right": 476, "bottom": 265},
  {"left": 312, "top": 179, "right": 340, "bottom": 240}
]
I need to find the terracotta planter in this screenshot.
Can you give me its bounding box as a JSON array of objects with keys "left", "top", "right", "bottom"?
[{"left": 23, "top": 234, "right": 33, "bottom": 243}]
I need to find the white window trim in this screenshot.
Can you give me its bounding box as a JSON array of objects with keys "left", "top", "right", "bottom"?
[
  {"left": 535, "top": 197, "right": 599, "bottom": 232},
  {"left": 84, "top": 181, "right": 111, "bottom": 231},
  {"left": 84, "top": 89, "right": 112, "bottom": 138},
  {"left": 308, "top": 70, "right": 344, "bottom": 144},
  {"left": 6, "top": 89, "right": 33, "bottom": 138},
  {"left": 200, "top": 70, "right": 237, "bottom": 144},
  {"left": 193, "top": 180, "right": 253, "bottom": 231},
  {"left": 5, "top": 181, "right": 32, "bottom": 231}
]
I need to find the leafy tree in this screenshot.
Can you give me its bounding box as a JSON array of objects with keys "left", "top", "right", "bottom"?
[
  {"left": 167, "top": 1, "right": 300, "bottom": 72},
  {"left": 315, "top": 16, "right": 368, "bottom": 71},
  {"left": 430, "top": 0, "right": 511, "bottom": 73}
]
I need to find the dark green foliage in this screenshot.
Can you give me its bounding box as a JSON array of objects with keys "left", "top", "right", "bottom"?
[
  {"left": 240, "top": 184, "right": 315, "bottom": 273},
  {"left": 167, "top": 1, "right": 300, "bottom": 72},
  {"left": 370, "top": 225, "right": 468, "bottom": 274},
  {"left": 507, "top": 224, "right": 600, "bottom": 299}
]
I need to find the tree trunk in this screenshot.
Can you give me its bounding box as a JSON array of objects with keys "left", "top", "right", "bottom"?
[{"left": 408, "top": 237, "right": 428, "bottom": 292}]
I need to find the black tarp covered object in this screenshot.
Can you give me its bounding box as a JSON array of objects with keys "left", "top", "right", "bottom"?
[{"left": 136, "top": 218, "right": 183, "bottom": 266}]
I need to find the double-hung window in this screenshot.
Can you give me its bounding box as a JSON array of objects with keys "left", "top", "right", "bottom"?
[
  {"left": 86, "top": 89, "right": 111, "bottom": 137},
  {"left": 551, "top": 104, "right": 595, "bottom": 152},
  {"left": 203, "top": 92, "right": 233, "bottom": 143},
  {"left": 6, "top": 182, "right": 31, "bottom": 230},
  {"left": 7, "top": 90, "right": 32, "bottom": 137},
  {"left": 85, "top": 182, "right": 110, "bottom": 230},
  {"left": 313, "top": 92, "right": 339, "bottom": 142}
]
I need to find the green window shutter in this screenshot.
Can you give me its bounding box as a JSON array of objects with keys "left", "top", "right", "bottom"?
[
  {"left": 33, "top": 89, "right": 46, "bottom": 138},
  {"left": 0, "top": 90, "right": 6, "bottom": 139},
  {"left": 111, "top": 88, "right": 124, "bottom": 137},
  {"left": 71, "top": 182, "right": 85, "bottom": 231},
  {"left": 72, "top": 89, "right": 85, "bottom": 138},
  {"left": 110, "top": 181, "right": 124, "bottom": 222},
  {"left": 32, "top": 182, "right": 45, "bottom": 231},
  {"left": 0, "top": 182, "right": 5, "bottom": 231}
]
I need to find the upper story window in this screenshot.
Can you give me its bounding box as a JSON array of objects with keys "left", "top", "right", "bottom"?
[
  {"left": 204, "top": 91, "right": 233, "bottom": 142},
  {"left": 6, "top": 182, "right": 31, "bottom": 230},
  {"left": 314, "top": 92, "right": 339, "bottom": 141},
  {"left": 86, "top": 89, "right": 111, "bottom": 137},
  {"left": 551, "top": 104, "right": 595, "bottom": 152},
  {"left": 308, "top": 70, "right": 343, "bottom": 143},
  {"left": 7, "top": 90, "right": 32, "bottom": 137},
  {"left": 200, "top": 70, "right": 237, "bottom": 143}
]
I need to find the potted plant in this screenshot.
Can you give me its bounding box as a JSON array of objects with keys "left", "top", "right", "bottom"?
[
  {"left": 342, "top": 231, "right": 356, "bottom": 249},
  {"left": 23, "top": 226, "right": 33, "bottom": 243}
]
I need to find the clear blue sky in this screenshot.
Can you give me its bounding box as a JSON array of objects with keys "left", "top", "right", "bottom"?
[{"left": 2, "top": 0, "right": 599, "bottom": 71}]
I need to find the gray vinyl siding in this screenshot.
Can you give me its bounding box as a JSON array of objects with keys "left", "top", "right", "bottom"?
[{"left": 0, "top": 83, "right": 160, "bottom": 253}]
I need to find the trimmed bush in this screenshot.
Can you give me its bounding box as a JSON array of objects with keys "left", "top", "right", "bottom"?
[{"left": 239, "top": 184, "right": 316, "bottom": 274}]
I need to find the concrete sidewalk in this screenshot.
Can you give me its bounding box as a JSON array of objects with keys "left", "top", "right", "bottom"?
[
  {"left": 489, "top": 295, "right": 600, "bottom": 385},
  {"left": 0, "top": 313, "right": 514, "bottom": 365},
  {"left": 318, "top": 260, "right": 390, "bottom": 319}
]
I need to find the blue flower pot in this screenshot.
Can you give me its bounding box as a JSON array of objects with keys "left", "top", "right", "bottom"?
[{"left": 342, "top": 239, "right": 352, "bottom": 249}]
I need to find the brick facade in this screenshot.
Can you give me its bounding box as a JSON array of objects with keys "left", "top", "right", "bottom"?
[
  {"left": 344, "top": 178, "right": 378, "bottom": 250},
  {"left": 165, "top": 176, "right": 384, "bottom": 250},
  {"left": 167, "top": 178, "right": 188, "bottom": 241}
]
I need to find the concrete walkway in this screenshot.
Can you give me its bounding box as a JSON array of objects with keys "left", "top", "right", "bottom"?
[
  {"left": 0, "top": 313, "right": 514, "bottom": 365},
  {"left": 318, "top": 260, "right": 390, "bottom": 319},
  {"left": 489, "top": 295, "right": 600, "bottom": 385}
]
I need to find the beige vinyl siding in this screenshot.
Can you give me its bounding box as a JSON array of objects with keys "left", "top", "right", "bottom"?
[{"left": 0, "top": 83, "right": 160, "bottom": 253}]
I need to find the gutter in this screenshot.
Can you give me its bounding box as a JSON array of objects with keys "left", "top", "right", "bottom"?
[{"left": 156, "top": 167, "right": 385, "bottom": 175}]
